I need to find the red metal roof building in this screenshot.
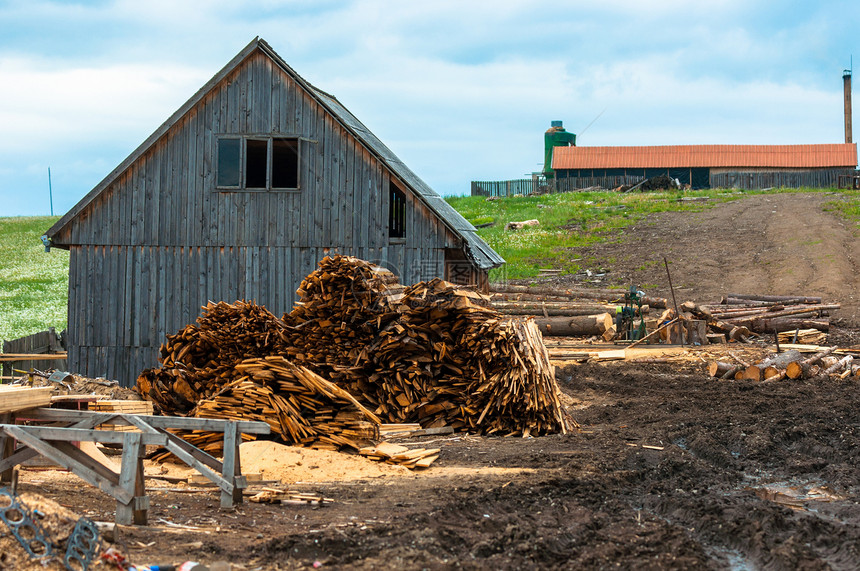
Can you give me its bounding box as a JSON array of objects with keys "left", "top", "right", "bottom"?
[{"left": 551, "top": 143, "right": 858, "bottom": 189}]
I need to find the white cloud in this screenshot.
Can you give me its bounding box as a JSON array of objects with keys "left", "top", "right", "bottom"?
[{"left": 0, "top": 56, "right": 210, "bottom": 153}]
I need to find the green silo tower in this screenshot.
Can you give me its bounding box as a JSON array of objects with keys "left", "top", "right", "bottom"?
[{"left": 543, "top": 120, "right": 576, "bottom": 180}]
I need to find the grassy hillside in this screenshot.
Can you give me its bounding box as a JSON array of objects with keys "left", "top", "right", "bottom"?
[
  {"left": 0, "top": 216, "right": 68, "bottom": 343},
  {"left": 446, "top": 188, "right": 755, "bottom": 279}
]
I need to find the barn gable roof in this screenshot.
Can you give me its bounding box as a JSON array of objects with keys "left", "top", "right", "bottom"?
[
  {"left": 46, "top": 37, "right": 503, "bottom": 270},
  {"left": 553, "top": 143, "right": 858, "bottom": 170}
]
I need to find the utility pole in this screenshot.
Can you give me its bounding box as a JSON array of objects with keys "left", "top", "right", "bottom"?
[{"left": 48, "top": 167, "right": 53, "bottom": 216}]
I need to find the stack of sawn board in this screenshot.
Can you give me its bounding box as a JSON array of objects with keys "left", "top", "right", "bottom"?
[{"left": 137, "top": 255, "right": 573, "bottom": 454}]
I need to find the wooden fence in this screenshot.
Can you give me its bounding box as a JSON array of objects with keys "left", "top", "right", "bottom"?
[
  {"left": 471, "top": 175, "right": 647, "bottom": 197},
  {"left": 471, "top": 179, "right": 545, "bottom": 197},
  {"left": 1, "top": 328, "right": 67, "bottom": 379},
  {"left": 710, "top": 169, "right": 853, "bottom": 190}
]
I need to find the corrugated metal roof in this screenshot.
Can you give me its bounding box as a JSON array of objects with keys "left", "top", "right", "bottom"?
[
  {"left": 47, "top": 38, "right": 504, "bottom": 271},
  {"left": 298, "top": 64, "right": 504, "bottom": 270},
  {"left": 552, "top": 143, "right": 858, "bottom": 170}
]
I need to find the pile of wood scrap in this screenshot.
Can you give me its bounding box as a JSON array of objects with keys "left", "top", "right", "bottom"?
[
  {"left": 708, "top": 346, "right": 856, "bottom": 382},
  {"left": 280, "top": 256, "right": 406, "bottom": 382},
  {"left": 138, "top": 300, "right": 289, "bottom": 414},
  {"left": 359, "top": 442, "right": 440, "bottom": 469},
  {"left": 777, "top": 329, "right": 827, "bottom": 345},
  {"left": 137, "top": 255, "right": 573, "bottom": 455},
  {"left": 150, "top": 357, "right": 379, "bottom": 459},
  {"left": 297, "top": 271, "right": 573, "bottom": 436}
]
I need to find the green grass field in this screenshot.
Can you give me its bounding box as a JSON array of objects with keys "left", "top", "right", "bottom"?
[
  {"left": 447, "top": 188, "right": 765, "bottom": 279},
  {"left": 0, "top": 216, "right": 68, "bottom": 343}
]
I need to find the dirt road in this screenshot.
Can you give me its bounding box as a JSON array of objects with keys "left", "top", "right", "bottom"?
[{"left": 553, "top": 192, "right": 860, "bottom": 324}]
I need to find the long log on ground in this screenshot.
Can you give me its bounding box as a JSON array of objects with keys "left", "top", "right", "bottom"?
[
  {"left": 726, "top": 293, "right": 823, "bottom": 304},
  {"left": 720, "top": 298, "right": 786, "bottom": 306},
  {"left": 723, "top": 305, "right": 840, "bottom": 328},
  {"left": 710, "top": 304, "right": 833, "bottom": 320},
  {"left": 491, "top": 284, "right": 625, "bottom": 299},
  {"left": 742, "top": 350, "right": 802, "bottom": 381},
  {"left": 751, "top": 318, "right": 830, "bottom": 334},
  {"left": 680, "top": 301, "right": 753, "bottom": 342},
  {"left": 704, "top": 317, "right": 752, "bottom": 342},
  {"left": 490, "top": 284, "right": 667, "bottom": 308},
  {"left": 533, "top": 313, "right": 614, "bottom": 337},
  {"left": 786, "top": 345, "right": 839, "bottom": 380},
  {"left": 491, "top": 301, "right": 639, "bottom": 317}
]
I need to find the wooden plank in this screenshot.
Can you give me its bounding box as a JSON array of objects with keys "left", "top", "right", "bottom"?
[
  {"left": 3, "top": 426, "right": 166, "bottom": 446},
  {"left": 116, "top": 432, "right": 146, "bottom": 525},
  {"left": 0, "top": 386, "right": 53, "bottom": 413},
  {"left": 0, "top": 353, "right": 68, "bottom": 361},
  {"left": 221, "top": 421, "right": 242, "bottom": 508},
  {"left": 26, "top": 409, "right": 272, "bottom": 434}
]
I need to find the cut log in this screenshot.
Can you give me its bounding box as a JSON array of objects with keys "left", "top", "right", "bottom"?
[
  {"left": 726, "top": 293, "right": 823, "bottom": 304},
  {"left": 708, "top": 319, "right": 752, "bottom": 342},
  {"left": 533, "top": 313, "right": 614, "bottom": 337},
  {"left": 824, "top": 355, "right": 854, "bottom": 376},
  {"left": 491, "top": 301, "right": 639, "bottom": 317},
  {"left": 724, "top": 306, "right": 839, "bottom": 329},
  {"left": 708, "top": 361, "right": 735, "bottom": 377},
  {"left": 742, "top": 350, "right": 802, "bottom": 381}
]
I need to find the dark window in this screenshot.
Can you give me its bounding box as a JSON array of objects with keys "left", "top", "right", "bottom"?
[
  {"left": 217, "top": 139, "right": 241, "bottom": 187},
  {"left": 272, "top": 138, "right": 299, "bottom": 188},
  {"left": 245, "top": 139, "right": 268, "bottom": 188},
  {"left": 216, "top": 136, "right": 301, "bottom": 191},
  {"left": 389, "top": 182, "right": 406, "bottom": 239}
]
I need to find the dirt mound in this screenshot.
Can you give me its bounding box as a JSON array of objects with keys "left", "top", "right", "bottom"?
[
  {"left": 546, "top": 192, "right": 860, "bottom": 325},
  {"left": 239, "top": 440, "right": 411, "bottom": 482}
]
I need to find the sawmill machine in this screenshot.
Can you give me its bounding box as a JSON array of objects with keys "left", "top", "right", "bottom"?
[{"left": 616, "top": 285, "right": 647, "bottom": 341}]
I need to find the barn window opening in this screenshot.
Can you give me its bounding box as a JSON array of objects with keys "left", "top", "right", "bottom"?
[
  {"left": 389, "top": 182, "right": 406, "bottom": 239},
  {"left": 216, "top": 135, "right": 301, "bottom": 191},
  {"left": 271, "top": 138, "right": 299, "bottom": 188},
  {"left": 217, "top": 138, "right": 241, "bottom": 187},
  {"left": 245, "top": 139, "right": 268, "bottom": 188}
]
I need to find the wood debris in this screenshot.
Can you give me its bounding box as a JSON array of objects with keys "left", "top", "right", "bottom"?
[{"left": 359, "top": 442, "right": 441, "bottom": 469}]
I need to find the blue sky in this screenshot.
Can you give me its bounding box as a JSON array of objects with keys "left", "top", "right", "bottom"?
[{"left": 1, "top": 0, "right": 857, "bottom": 216}]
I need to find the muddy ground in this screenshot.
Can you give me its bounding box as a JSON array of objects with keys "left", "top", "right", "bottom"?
[{"left": 10, "top": 192, "right": 860, "bottom": 569}]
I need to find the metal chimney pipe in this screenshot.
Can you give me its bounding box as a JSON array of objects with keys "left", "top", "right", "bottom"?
[{"left": 844, "top": 69, "right": 853, "bottom": 144}]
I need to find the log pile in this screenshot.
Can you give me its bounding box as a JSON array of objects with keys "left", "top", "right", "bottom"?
[
  {"left": 490, "top": 286, "right": 835, "bottom": 344},
  {"left": 489, "top": 285, "right": 662, "bottom": 339},
  {"left": 138, "top": 255, "right": 573, "bottom": 454},
  {"left": 708, "top": 345, "right": 857, "bottom": 382},
  {"left": 702, "top": 293, "right": 836, "bottom": 335}
]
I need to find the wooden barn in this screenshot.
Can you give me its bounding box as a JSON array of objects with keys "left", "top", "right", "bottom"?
[{"left": 44, "top": 37, "right": 504, "bottom": 386}]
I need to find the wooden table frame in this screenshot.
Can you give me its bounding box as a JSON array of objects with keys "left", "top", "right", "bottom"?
[{"left": 0, "top": 408, "right": 270, "bottom": 525}]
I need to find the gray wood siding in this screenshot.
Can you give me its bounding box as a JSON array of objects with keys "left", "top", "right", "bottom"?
[{"left": 56, "top": 49, "right": 465, "bottom": 386}]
